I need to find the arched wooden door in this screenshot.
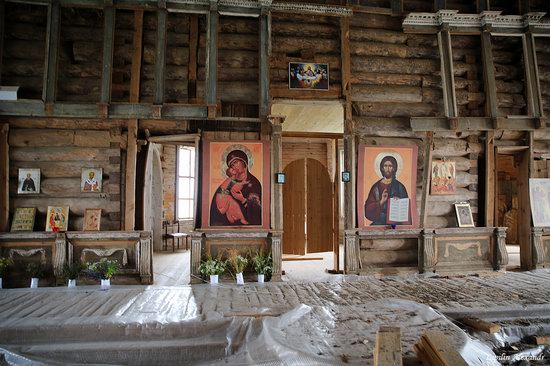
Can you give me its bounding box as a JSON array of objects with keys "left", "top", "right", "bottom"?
[
  {"left": 283, "top": 158, "right": 334, "bottom": 255},
  {"left": 283, "top": 159, "right": 306, "bottom": 255},
  {"left": 306, "top": 158, "right": 333, "bottom": 253}
]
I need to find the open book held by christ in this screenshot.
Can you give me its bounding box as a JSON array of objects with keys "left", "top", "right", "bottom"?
[{"left": 387, "top": 197, "right": 410, "bottom": 224}]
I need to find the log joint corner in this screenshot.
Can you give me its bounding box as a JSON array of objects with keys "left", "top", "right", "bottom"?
[
  {"left": 536, "top": 117, "right": 546, "bottom": 129},
  {"left": 448, "top": 117, "right": 459, "bottom": 130},
  {"left": 97, "top": 103, "right": 109, "bottom": 119}
]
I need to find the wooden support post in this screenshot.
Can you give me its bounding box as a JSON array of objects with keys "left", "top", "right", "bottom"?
[
  {"left": 0, "top": 124, "right": 8, "bottom": 232},
  {"left": 484, "top": 130, "right": 495, "bottom": 227},
  {"left": 434, "top": 0, "right": 446, "bottom": 11},
  {"left": 187, "top": 15, "right": 199, "bottom": 102},
  {"left": 100, "top": 5, "right": 115, "bottom": 109},
  {"left": 420, "top": 132, "right": 433, "bottom": 228},
  {"left": 125, "top": 119, "right": 138, "bottom": 231},
  {"left": 206, "top": 0, "right": 218, "bottom": 108},
  {"left": 259, "top": 7, "right": 270, "bottom": 117},
  {"left": 374, "top": 327, "right": 402, "bottom": 366},
  {"left": 340, "top": 18, "right": 351, "bottom": 107},
  {"left": 523, "top": 33, "right": 543, "bottom": 119},
  {"left": 481, "top": 28, "right": 498, "bottom": 119},
  {"left": 130, "top": 10, "right": 143, "bottom": 103},
  {"left": 519, "top": 0, "right": 530, "bottom": 14},
  {"left": 437, "top": 28, "right": 457, "bottom": 118},
  {"left": 0, "top": 0, "right": 5, "bottom": 84},
  {"left": 344, "top": 120, "right": 355, "bottom": 230},
  {"left": 269, "top": 115, "right": 284, "bottom": 231},
  {"left": 477, "top": 0, "right": 489, "bottom": 12},
  {"left": 154, "top": 6, "right": 167, "bottom": 106},
  {"left": 391, "top": 0, "right": 402, "bottom": 15},
  {"left": 43, "top": 0, "right": 61, "bottom": 106}
]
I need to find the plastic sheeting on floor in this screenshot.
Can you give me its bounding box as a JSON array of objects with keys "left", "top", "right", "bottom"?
[{"left": 0, "top": 285, "right": 499, "bottom": 365}]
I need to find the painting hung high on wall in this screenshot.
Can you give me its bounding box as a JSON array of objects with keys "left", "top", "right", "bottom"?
[
  {"left": 17, "top": 168, "right": 40, "bottom": 194},
  {"left": 201, "top": 141, "right": 270, "bottom": 229},
  {"left": 529, "top": 178, "right": 550, "bottom": 227},
  {"left": 45, "top": 206, "right": 69, "bottom": 232},
  {"left": 431, "top": 160, "right": 456, "bottom": 195},
  {"left": 357, "top": 145, "right": 418, "bottom": 229},
  {"left": 81, "top": 168, "right": 102, "bottom": 192},
  {"left": 288, "top": 62, "right": 329, "bottom": 90}
]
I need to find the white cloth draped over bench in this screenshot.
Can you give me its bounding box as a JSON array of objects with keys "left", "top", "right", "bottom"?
[
  {"left": 9, "top": 248, "right": 47, "bottom": 264},
  {"left": 81, "top": 248, "right": 128, "bottom": 266}
]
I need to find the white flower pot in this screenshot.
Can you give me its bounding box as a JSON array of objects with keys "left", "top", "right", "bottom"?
[
  {"left": 236, "top": 272, "right": 244, "bottom": 285},
  {"left": 100, "top": 279, "right": 110, "bottom": 290},
  {"left": 257, "top": 274, "right": 265, "bottom": 283},
  {"left": 30, "top": 277, "right": 39, "bottom": 288},
  {"left": 210, "top": 274, "right": 219, "bottom": 284},
  {"left": 67, "top": 279, "right": 76, "bottom": 288}
]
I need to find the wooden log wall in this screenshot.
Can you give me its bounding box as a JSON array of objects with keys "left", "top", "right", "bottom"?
[
  {"left": 270, "top": 13, "right": 342, "bottom": 99},
  {"left": 492, "top": 36, "right": 527, "bottom": 117},
  {"left": 58, "top": 7, "right": 104, "bottom": 102},
  {"left": 351, "top": 13, "right": 480, "bottom": 231},
  {"left": 163, "top": 12, "right": 190, "bottom": 103},
  {"left": 0, "top": 3, "right": 47, "bottom": 100},
  {"left": 350, "top": 13, "right": 444, "bottom": 118},
  {"left": 199, "top": 16, "right": 259, "bottom": 106},
  {"left": 451, "top": 35, "right": 485, "bottom": 117},
  {"left": 111, "top": 10, "right": 137, "bottom": 102},
  {"left": 7, "top": 121, "right": 123, "bottom": 231}
]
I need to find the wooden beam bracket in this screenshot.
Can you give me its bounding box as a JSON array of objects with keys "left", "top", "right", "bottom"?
[
  {"left": 207, "top": 104, "right": 217, "bottom": 119},
  {"left": 448, "top": 117, "right": 458, "bottom": 130},
  {"left": 536, "top": 117, "right": 546, "bottom": 129},
  {"left": 97, "top": 102, "right": 109, "bottom": 118},
  {"left": 152, "top": 104, "right": 163, "bottom": 119}
]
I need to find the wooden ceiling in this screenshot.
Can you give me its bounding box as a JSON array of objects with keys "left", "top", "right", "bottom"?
[{"left": 271, "top": 101, "right": 343, "bottom": 133}]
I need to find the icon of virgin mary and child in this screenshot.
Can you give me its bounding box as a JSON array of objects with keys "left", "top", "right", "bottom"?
[{"left": 210, "top": 149, "right": 262, "bottom": 226}]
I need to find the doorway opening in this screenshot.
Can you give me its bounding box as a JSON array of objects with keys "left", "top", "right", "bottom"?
[
  {"left": 281, "top": 135, "right": 343, "bottom": 281},
  {"left": 496, "top": 148, "right": 530, "bottom": 271}
]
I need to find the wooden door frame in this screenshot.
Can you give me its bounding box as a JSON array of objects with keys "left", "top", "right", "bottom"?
[
  {"left": 282, "top": 133, "right": 342, "bottom": 271},
  {"left": 495, "top": 146, "right": 532, "bottom": 270}
]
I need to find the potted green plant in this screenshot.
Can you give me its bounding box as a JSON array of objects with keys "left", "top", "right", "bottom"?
[
  {"left": 62, "top": 261, "right": 85, "bottom": 288},
  {"left": 87, "top": 258, "right": 120, "bottom": 290},
  {"left": 26, "top": 262, "right": 45, "bottom": 288},
  {"left": 227, "top": 248, "right": 248, "bottom": 286},
  {"left": 0, "top": 257, "right": 14, "bottom": 289},
  {"left": 199, "top": 255, "right": 227, "bottom": 284},
  {"left": 251, "top": 249, "right": 272, "bottom": 283}
]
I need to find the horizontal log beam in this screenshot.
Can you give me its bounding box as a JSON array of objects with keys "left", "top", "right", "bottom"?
[
  {"left": 410, "top": 117, "right": 542, "bottom": 131},
  {"left": 0, "top": 100, "right": 208, "bottom": 119}
]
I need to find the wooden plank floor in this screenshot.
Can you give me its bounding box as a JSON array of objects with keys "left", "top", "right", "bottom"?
[{"left": 152, "top": 249, "right": 190, "bottom": 286}]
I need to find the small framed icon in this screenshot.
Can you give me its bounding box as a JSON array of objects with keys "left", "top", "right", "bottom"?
[
  {"left": 342, "top": 171, "right": 350, "bottom": 183},
  {"left": 276, "top": 173, "right": 286, "bottom": 184}
]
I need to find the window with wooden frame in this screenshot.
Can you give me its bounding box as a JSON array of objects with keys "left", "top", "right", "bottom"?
[{"left": 176, "top": 146, "right": 196, "bottom": 220}]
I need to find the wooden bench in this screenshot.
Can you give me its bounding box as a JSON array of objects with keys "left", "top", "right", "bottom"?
[{"left": 163, "top": 221, "right": 190, "bottom": 252}]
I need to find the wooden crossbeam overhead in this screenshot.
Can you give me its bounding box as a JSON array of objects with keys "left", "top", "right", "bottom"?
[
  {"left": 0, "top": 100, "right": 208, "bottom": 119},
  {"left": 4, "top": 0, "right": 352, "bottom": 17},
  {"left": 410, "top": 117, "right": 542, "bottom": 131},
  {"left": 403, "top": 11, "right": 550, "bottom": 36}
]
